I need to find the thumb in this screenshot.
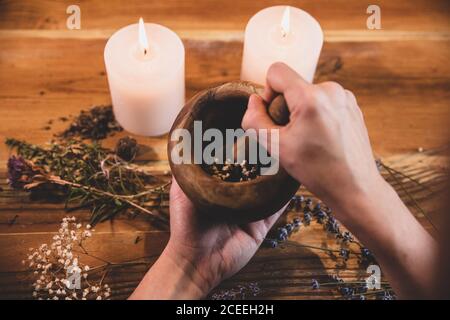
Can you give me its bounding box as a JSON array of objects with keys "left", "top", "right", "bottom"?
[
  {"left": 169, "top": 177, "right": 195, "bottom": 219},
  {"left": 242, "top": 94, "right": 281, "bottom": 131}
]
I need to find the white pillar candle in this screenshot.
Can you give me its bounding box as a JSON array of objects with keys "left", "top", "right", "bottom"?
[
  {"left": 241, "top": 6, "right": 323, "bottom": 85},
  {"left": 104, "top": 18, "right": 185, "bottom": 136}
]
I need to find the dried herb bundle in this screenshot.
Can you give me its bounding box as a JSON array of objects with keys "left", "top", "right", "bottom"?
[
  {"left": 6, "top": 138, "right": 169, "bottom": 224},
  {"left": 59, "top": 105, "right": 122, "bottom": 140}
]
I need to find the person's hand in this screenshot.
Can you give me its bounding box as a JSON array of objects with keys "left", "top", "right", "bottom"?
[
  {"left": 130, "top": 179, "right": 285, "bottom": 300},
  {"left": 242, "top": 62, "right": 438, "bottom": 299},
  {"left": 242, "top": 62, "right": 383, "bottom": 225}
]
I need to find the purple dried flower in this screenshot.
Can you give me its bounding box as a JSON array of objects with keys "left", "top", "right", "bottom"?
[
  {"left": 7, "top": 156, "right": 48, "bottom": 190},
  {"left": 339, "top": 248, "right": 350, "bottom": 260},
  {"left": 340, "top": 286, "right": 353, "bottom": 297},
  {"left": 293, "top": 217, "right": 301, "bottom": 227},
  {"left": 311, "top": 279, "right": 320, "bottom": 289},
  {"left": 210, "top": 282, "right": 260, "bottom": 300},
  {"left": 7, "top": 156, "right": 33, "bottom": 189},
  {"left": 266, "top": 239, "right": 278, "bottom": 248}
]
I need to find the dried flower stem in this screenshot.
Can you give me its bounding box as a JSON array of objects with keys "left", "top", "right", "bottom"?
[
  {"left": 49, "top": 176, "right": 169, "bottom": 224},
  {"left": 282, "top": 241, "right": 362, "bottom": 256},
  {"left": 380, "top": 161, "right": 439, "bottom": 232}
]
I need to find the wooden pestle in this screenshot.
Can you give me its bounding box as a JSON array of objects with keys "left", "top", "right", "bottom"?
[{"left": 267, "top": 94, "right": 290, "bottom": 125}]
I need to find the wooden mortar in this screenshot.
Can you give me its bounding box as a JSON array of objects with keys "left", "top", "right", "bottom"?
[{"left": 168, "top": 81, "right": 299, "bottom": 222}]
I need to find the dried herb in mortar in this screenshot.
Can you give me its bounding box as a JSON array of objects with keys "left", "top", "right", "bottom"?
[{"left": 204, "top": 159, "right": 260, "bottom": 182}]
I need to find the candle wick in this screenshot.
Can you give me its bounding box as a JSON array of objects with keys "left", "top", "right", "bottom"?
[{"left": 144, "top": 48, "right": 147, "bottom": 55}]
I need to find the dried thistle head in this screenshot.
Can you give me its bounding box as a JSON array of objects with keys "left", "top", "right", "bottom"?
[
  {"left": 7, "top": 156, "right": 50, "bottom": 190},
  {"left": 115, "top": 136, "right": 138, "bottom": 162}
]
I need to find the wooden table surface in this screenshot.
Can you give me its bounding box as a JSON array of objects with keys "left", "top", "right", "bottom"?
[{"left": 0, "top": 0, "right": 449, "bottom": 299}]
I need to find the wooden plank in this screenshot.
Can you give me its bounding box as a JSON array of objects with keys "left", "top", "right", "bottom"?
[
  {"left": 0, "top": 38, "right": 449, "bottom": 159},
  {"left": 0, "top": 256, "right": 368, "bottom": 300},
  {"left": 0, "top": 0, "right": 449, "bottom": 32},
  {"left": 0, "top": 0, "right": 448, "bottom": 300},
  {"left": 0, "top": 151, "right": 445, "bottom": 299},
  {"left": 0, "top": 225, "right": 370, "bottom": 299}
]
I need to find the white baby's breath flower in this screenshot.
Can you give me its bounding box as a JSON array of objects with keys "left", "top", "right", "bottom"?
[{"left": 26, "top": 216, "right": 110, "bottom": 300}]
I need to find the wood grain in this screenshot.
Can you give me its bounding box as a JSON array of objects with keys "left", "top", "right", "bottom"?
[
  {"left": 0, "top": 0, "right": 448, "bottom": 300},
  {"left": 0, "top": 0, "right": 449, "bottom": 32},
  {"left": 0, "top": 37, "right": 449, "bottom": 158}
]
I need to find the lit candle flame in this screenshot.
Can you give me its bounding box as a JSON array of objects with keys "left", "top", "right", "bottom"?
[
  {"left": 138, "top": 17, "right": 149, "bottom": 55},
  {"left": 280, "top": 6, "right": 290, "bottom": 37}
]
